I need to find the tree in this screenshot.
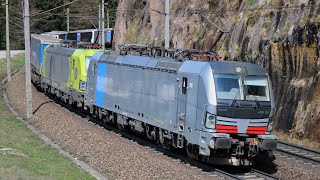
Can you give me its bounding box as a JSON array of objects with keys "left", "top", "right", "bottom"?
[
  {"left": 107, "top": 0, "right": 117, "bottom": 28},
  {"left": 31, "top": 0, "right": 65, "bottom": 32},
  {"left": 0, "top": 0, "right": 119, "bottom": 49},
  {"left": 0, "top": 4, "right": 5, "bottom": 50}
]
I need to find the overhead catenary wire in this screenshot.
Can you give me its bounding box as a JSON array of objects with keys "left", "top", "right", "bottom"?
[
  {"left": 9, "top": 19, "right": 24, "bottom": 29},
  {"left": 187, "top": 3, "right": 320, "bottom": 16},
  {"left": 4, "top": 0, "right": 320, "bottom": 40},
  {"left": 114, "top": 3, "right": 320, "bottom": 16},
  {"left": 31, "top": 0, "right": 82, "bottom": 17},
  {"left": 3, "top": 2, "right": 320, "bottom": 20}
]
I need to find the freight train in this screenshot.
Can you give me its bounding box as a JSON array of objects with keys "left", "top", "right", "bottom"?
[{"left": 31, "top": 34, "right": 277, "bottom": 165}]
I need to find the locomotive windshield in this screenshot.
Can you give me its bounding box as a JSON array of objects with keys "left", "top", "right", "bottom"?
[
  {"left": 214, "top": 74, "right": 242, "bottom": 100},
  {"left": 244, "top": 76, "right": 270, "bottom": 101},
  {"left": 214, "top": 74, "right": 270, "bottom": 102}
]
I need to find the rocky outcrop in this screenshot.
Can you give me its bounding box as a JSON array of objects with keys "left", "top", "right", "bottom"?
[{"left": 114, "top": 0, "right": 320, "bottom": 141}]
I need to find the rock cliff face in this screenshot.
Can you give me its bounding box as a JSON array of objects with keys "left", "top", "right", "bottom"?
[{"left": 114, "top": 0, "right": 320, "bottom": 141}]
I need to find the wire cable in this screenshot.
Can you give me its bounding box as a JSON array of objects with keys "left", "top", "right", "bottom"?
[{"left": 31, "top": 0, "right": 82, "bottom": 17}]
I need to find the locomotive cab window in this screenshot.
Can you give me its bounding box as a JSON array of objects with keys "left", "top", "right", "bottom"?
[
  {"left": 244, "top": 76, "right": 270, "bottom": 101},
  {"left": 214, "top": 74, "right": 242, "bottom": 100},
  {"left": 182, "top": 77, "right": 187, "bottom": 94}
]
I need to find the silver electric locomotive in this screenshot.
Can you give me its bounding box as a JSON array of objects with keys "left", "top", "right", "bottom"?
[{"left": 85, "top": 53, "right": 277, "bottom": 165}]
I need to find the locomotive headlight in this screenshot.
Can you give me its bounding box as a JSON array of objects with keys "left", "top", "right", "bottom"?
[
  {"left": 209, "top": 139, "right": 215, "bottom": 149},
  {"left": 205, "top": 112, "right": 216, "bottom": 129},
  {"left": 267, "top": 118, "right": 273, "bottom": 132},
  {"left": 79, "top": 80, "right": 87, "bottom": 91}
]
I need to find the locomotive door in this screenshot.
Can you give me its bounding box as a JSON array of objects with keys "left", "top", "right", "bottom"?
[{"left": 177, "top": 75, "right": 188, "bottom": 132}]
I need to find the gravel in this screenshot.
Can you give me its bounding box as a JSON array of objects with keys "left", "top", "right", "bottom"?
[
  {"left": 6, "top": 69, "right": 320, "bottom": 180},
  {"left": 6, "top": 69, "right": 222, "bottom": 180},
  {"left": 273, "top": 153, "right": 320, "bottom": 179}
]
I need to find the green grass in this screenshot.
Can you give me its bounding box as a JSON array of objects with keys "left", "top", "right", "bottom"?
[
  {"left": 0, "top": 53, "right": 25, "bottom": 72},
  {"left": 0, "top": 54, "right": 94, "bottom": 179},
  {"left": 273, "top": 130, "right": 320, "bottom": 152}
]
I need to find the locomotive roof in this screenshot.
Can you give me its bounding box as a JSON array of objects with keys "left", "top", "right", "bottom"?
[
  {"left": 46, "top": 46, "right": 76, "bottom": 56},
  {"left": 97, "top": 54, "right": 183, "bottom": 72},
  {"left": 41, "top": 31, "right": 67, "bottom": 35},
  {"left": 95, "top": 53, "right": 268, "bottom": 76},
  {"left": 209, "top": 61, "right": 267, "bottom": 76},
  {"left": 68, "top": 28, "right": 113, "bottom": 33},
  {"left": 31, "top": 34, "right": 63, "bottom": 44}
]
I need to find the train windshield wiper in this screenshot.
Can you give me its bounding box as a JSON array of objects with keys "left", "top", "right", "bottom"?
[
  {"left": 246, "top": 86, "right": 260, "bottom": 108},
  {"left": 231, "top": 88, "right": 240, "bottom": 107}
]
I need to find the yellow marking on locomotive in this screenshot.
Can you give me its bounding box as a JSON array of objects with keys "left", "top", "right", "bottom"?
[
  {"left": 40, "top": 46, "right": 50, "bottom": 76},
  {"left": 67, "top": 49, "right": 102, "bottom": 92},
  {"left": 41, "top": 46, "right": 101, "bottom": 93}
]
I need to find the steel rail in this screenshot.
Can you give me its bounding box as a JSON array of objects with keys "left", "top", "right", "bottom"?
[
  {"left": 276, "top": 141, "right": 320, "bottom": 164},
  {"left": 251, "top": 168, "right": 278, "bottom": 180}
]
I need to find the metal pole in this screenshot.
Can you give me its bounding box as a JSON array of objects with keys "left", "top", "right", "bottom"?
[
  {"left": 102, "top": 0, "right": 105, "bottom": 50},
  {"left": 99, "top": 4, "right": 101, "bottom": 44},
  {"left": 67, "top": 7, "right": 70, "bottom": 31},
  {"left": 106, "top": 4, "right": 109, "bottom": 29},
  {"left": 6, "top": 0, "right": 11, "bottom": 81},
  {"left": 165, "top": 0, "right": 169, "bottom": 49},
  {"left": 23, "top": 0, "right": 32, "bottom": 119}
]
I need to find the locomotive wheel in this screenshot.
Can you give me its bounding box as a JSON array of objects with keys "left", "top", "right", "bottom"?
[
  {"left": 68, "top": 97, "right": 73, "bottom": 105},
  {"left": 185, "top": 144, "right": 199, "bottom": 160},
  {"left": 102, "top": 118, "right": 108, "bottom": 125},
  {"left": 145, "top": 125, "right": 153, "bottom": 139},
  {"left": 98, "top": 108, "right": 103, "bottom": 120},
  {"left": 108, "top": 114, "right": 114, "bottom": 124},
  {"left": 160, "top": 140, "right": 171, "bottom": 150},
  {"left": 117, "top": 123, "right": 125, "bottom": 131},
  {"left": 102, "top": 115, "right": 108, "bottom": 125}
]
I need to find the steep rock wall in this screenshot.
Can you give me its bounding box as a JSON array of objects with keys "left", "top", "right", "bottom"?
[{"left": 114, "top": 0, "right": 320, "bottom": 141}]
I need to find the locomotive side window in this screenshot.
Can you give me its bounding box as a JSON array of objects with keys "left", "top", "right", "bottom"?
[
  {"left": 81, "top": 32, "right": 93, "bottom": 43},
  {"left": 182, "top": 77, "right": 187, "bottom": 94},
  {"left": 67, "top": 33, "right": 77, "bottom": 41},
  {"left": 58, "top": 34, "right": 66, "bottom": 39}
]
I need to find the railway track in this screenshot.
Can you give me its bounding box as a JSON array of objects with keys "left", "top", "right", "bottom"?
[
  {"left": 276, "top": 141, "right": 320, "bottom": 165},
  {"left": 217, "top": 166, "right": 278, "bottom": 180},
  {"left": 237, "top": 168, "right": 278, "bottom": 180},
  {"left": 40, "top": 88, "right": 279, "bottom": 180}
]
